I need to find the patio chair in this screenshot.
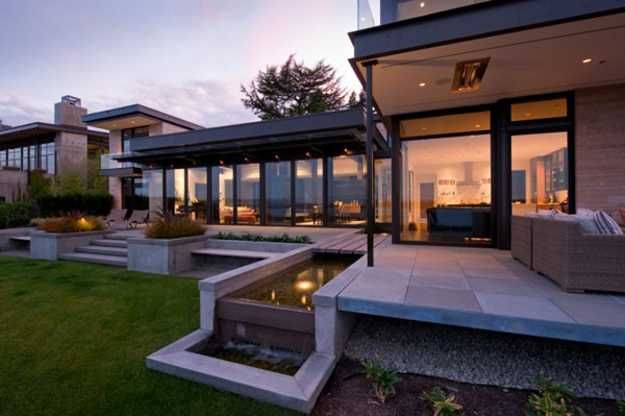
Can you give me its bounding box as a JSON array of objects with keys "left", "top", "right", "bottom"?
[
  {"left": 104, "top": 208, "right": 128, "bottom": 228},
  {"left": 127, "top": 210, "right": 149, "bottom": 229}
]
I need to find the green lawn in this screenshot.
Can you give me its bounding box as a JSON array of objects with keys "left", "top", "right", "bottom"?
[{"left": 0, "top": 256, "right": 294, "bottom": 416}]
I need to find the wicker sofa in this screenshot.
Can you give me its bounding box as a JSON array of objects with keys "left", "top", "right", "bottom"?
[
  {"left": 510, "top": 216, "right": 533, "bottom": 268},
  {"left": 530, "top": 217, "right": 625, "bottom": 293}
]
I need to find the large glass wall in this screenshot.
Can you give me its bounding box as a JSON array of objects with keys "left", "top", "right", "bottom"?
[
  {"left": 187, "top": 167, "right": 208, "bottom": 221},
  {"left": 144, "top": 169, "right": 163, "bottom": 217},
  {"left": 375, "top": 159, "right": 392, "bottom": 223},
  {"left": 265, "top": 161, "right": 291, "bottom": 225},
  {"left": 165, "top": 169, "right": 186, "bottom": 215},
  {"left": 327, "top": 155, "right": 367, "bottom": 225},
  {"left": 511, "top": 132, "right": 569, "bottom": 215},
  {"left": 401, "top": 135, "right": 492, "bottom": 244},
  {"left": 295, "top": 159, "right": 323, "bottom": 226},
  {"left": 236, "top": 164, "right": 260, "bottom": 224},
  {"left": 211, "top": 165, "right": 233, "bottom": 224}
]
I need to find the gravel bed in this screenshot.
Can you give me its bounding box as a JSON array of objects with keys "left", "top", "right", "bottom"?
[{"left": 344, "top": 316, "right": 625, "bottom": 400}]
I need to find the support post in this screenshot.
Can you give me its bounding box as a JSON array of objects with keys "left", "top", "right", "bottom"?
[{"left": 364, "top": 60, "right": 377, "bottom": 267}]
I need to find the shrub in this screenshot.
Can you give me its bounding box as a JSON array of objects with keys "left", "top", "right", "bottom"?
[
  {"left": 362, "top": 360, "right": 400, "bottom": 403},
  {"left": 421, "top": 386, "right": 463, "bottom": 416},
  {"left": 527, "top": 377, "right": 581, "bottom": 416},
  {"left": 38, "top": 214, "right": 104, "bottom": 233},
  {"left": 37, "top": 192, "right": 113, "bottom": 217},
  {"left": 0, "top": 202, "right": 33, "bottom": 229},
  {"left": 145, "top": 215, "right": 205, "bottom": 239},
  {"left": 618, "top": 401, "right": 625, "bottom": 416},
  {"left": 215, "top": 232, "right": 312, "bottom": 244}
]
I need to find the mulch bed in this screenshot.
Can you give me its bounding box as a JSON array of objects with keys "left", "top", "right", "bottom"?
[{"left": 312, "top": 358, "right": 619, "bottom": 416}]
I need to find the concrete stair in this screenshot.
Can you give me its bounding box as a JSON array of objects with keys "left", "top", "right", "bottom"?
[{"left": 59, "top": 233, "right": 129, "bottom": 268}]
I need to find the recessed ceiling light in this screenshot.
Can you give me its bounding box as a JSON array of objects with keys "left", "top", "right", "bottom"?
[
  {"left": 419, "top": 82, "right": 426, "bottom": 87},
  {"left": 524, "top": 113, "right": 532, "bottom": 117},
  {"left": 582, "top": 57, "right": 592, "bottom": 64},
  {"left": 475, "top": 124, "right": 481, "bottom": 128},
  {"left": 420, "top": 1, "right": 426, "bottom": 8}
]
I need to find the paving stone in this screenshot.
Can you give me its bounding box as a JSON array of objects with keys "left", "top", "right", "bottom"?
[
  {"left": 475, "top": 293, "right": 574, "bottom": 323},
  {"left": 404, "top": 286, "right": 482, "bottom": 312}
]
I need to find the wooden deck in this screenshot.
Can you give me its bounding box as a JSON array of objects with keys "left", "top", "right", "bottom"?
[{"left": 314, "top": 233, "right": 390, "bottom": 255}]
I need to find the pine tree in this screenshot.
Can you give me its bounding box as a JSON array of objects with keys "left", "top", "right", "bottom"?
[{"left": 241, "top": 55, "right": 350, "bottom": 120}]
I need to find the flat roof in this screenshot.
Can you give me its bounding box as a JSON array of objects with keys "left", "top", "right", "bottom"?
[
  {"left": 0, "top": 122, "right": 108, "bottom": 145},
  {"left": 82, "top": 104, "right": 203, "bottom": 131},
  {"left": 119, "top": 108, "right": 388, "bottom": 164}
]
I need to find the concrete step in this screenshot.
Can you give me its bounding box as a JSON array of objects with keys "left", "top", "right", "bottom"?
[
  {"left": 191, "top": 248, "right": 277, "bottom": 259},
  {"left": 104, "top": 233, "right": 132, "bottom": 241},
  {"left": 59, "top": 252, "right": 127, "bottom": 267},
  {"left": 91, "top": 239, "right": 128, "bottom": 248},
  {"left": 10, "top": 236, "right": 31, "bottom": 242},
  {"left": 76, "top": 245, "right": 128, "bottom": 257}
]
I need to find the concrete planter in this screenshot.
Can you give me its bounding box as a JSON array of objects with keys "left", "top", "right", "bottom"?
[
  {"left": 205, "top": 238, "right": 308, "bottom": 253},
  {"left": 127, "top": 234, "right": 210, "bottom": 275},
  {"left": 30, "top": 230, "right": 112, "bottom": 260}
]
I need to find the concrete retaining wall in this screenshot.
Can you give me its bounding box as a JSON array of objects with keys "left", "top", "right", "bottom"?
[
  {"left": 127, "top": 234, "right": 210, "bottom": 275},
  {"left": 205, "top": 238, "right": 307, "bottom": 253},
  {"left": 0, "top": 227, "right": 33, "bottom": 251},
  {"left": 30, "top": 230, "right": 111, "bottom": 260}
]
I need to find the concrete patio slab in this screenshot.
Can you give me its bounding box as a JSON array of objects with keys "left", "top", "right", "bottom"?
[{"left": 338, "top": 244, "right": 625, "bottom": 347}]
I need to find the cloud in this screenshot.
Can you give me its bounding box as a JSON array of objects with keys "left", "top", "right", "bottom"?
[
  {"left": 0, "top": 95, "right": 52, "bottom": 126},
  {"left": 89, "top": 79, "right": 257, "bottom": 128}
]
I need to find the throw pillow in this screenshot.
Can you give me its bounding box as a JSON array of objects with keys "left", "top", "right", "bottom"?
[{"left": 593, "top": 210, "right": 624, "bottom": 235}]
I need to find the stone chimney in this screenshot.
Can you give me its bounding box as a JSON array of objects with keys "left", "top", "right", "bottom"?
[{"left": 54, "top": 95, "right": 87, "bottom": 127}]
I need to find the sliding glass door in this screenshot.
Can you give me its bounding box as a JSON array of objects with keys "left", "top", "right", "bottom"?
[{"left": 265, "top": 161, "right": 291, "bottom": 224}]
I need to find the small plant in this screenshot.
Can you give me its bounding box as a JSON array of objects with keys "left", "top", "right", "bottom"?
[
  {"left": 362, "top": 360, "right": 400, "bottom": 403},
  {"left": 215, "top": 232, "right": 312, "bottom": 244},
  {"left": 617, "top": 401, "right": 625, "bottom": 416},
  {"left": 145, "top": 215, "right": 205, "bottom": 239},
  {"left": 526, "top": 377, "right": 581, "bottom": 416},
  {"left": 38, "top": 213, "right": 104, "bottom": 233},
  {"left": 421, "top": 386, "right": 463, "bottom": 416}
]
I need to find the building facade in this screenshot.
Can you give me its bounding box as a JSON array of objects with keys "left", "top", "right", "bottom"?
[{"left": 0, "top": 96, "right": 108, "bottom": 202}]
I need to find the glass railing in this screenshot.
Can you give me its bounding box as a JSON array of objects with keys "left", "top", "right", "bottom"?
[
  {"left": 357, "top": 0, "right": 491, "bottom": 29},
  {"left": 100, "top": 153, "right": 143, "bottom": 171}
]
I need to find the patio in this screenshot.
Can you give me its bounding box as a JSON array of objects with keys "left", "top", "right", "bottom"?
[{"left": 338, "top": 244, "right": 625, "bottom": 347}]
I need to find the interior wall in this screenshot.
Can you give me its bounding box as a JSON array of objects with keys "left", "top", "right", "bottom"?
[{"left": 576, "top": 84, "right": 625, "bottom": 211}]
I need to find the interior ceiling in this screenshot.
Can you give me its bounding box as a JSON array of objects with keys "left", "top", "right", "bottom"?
[
  {"left": 357, "top": 12, "right": 625, "bottom": 116},
  {"left": 88, "top": 115, "right": 158, "bottom": 131},
  {"left": 404, "top": 132, "right": 567, "bottom": 165}
]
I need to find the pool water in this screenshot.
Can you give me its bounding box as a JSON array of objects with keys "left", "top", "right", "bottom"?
[
  {"left": 239, "top": 255, "right": 357, "bottom": 310},
  {"left": 198, "top": 340, "right": 305, "bottom": 376}
]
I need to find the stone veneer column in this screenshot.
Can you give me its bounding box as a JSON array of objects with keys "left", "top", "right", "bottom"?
[{"left": 575, "top": 84, "right": 625, "bottom": 211}]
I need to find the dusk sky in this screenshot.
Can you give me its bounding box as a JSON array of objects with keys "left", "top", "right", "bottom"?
[{"left": 0, "top": 0, "right": 361, "bottom": 128}]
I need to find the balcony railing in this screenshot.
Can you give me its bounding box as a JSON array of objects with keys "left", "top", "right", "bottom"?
[
  {"left": 100, "top": 153, "right": 143, "bottom": 171},
  {"left": 357, "top": 0, "right": 491, "bottom": 29}
]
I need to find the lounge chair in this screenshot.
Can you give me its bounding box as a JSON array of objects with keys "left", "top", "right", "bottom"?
[
  {"left": 105, "top": 208, "right": 128, "bottom": 228},
  {"left": 127, "top": 210, "right": 149, "bottom": 229}
]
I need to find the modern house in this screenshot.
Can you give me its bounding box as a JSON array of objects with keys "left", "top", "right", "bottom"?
[
  {"left": 84, "top": 1, "right": 625, "bottom": 252},
  {"left": 0, "top": 96, "right": 108, "bottom": 202},
  {"left": 82, "top": 105, "right": 202, "bottom": 210}
]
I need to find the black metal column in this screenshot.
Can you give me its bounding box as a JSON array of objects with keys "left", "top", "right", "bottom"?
[{"left": 364, "top": 60, "right": 377, "bottom": 267}]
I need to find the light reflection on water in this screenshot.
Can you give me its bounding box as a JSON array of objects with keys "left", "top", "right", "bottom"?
[{"left": 240, "top": 256, "right": 356, "bottom": 310}]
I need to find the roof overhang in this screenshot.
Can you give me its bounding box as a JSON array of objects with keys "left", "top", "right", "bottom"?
[
  {"left": 351, "top": 9, "right": 625, "bottom": 116},
  {"left": 0, "top": 122, "right": 108, "bottom": 146},
  {"left": 117, "top": 109, "right": 388, "bottom": 166},
  {"left": 82, "top": 104, "right": 203, "bottom": 131}
]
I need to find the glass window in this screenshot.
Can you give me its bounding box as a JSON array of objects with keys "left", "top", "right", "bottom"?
[
  {"left": 29, "top": 145, "right": 36, "bottom": 171},
  {"left": 40, "top": 142, "right": 55, "bottom": 174},
  {"left": 122, "top": 126, "right": 150, "bottom": 152},
  {"left": 265, "top": 161, "right": 291, "bottom": 225},
  {"left": 133, "top": 177, "right": 150, "bottom": 211},
  {"left": 511, "top": 98, "right": 567, "bottom": 122},
  {"left": 327, "top": 155, "right": 366, "bottom": 225},
  {"left": 7, "top": 148, "right": 21, "bottom": 169},
  {"left": 144, "top": 169, "right": 163, "bottom": 217},
  {"left": 0, "top": 150, "right": 6, "bottom": 168},
  {"left": 236, "top": 164, "right": 260, "bottom": 224},
  {"left": 166, "top": 168, "right": 186, "bottom": 215},
  {"left": 21, "top": 147, "right": 28, "bottom": 171},
  {"left": 375, "top": 159, "right": 392, "bottom": 223},
  {"left": 211, "top": 165, "right": 233, "bottom": 224},
  {"left": 511, "top": 132, "right": 569, "bottom": 215},
  {"left": 400, "top": 111, "right": 490, "bottom": 138},
  {"left": 295, "top": 159, "right": 323, "bottom": 226},
  {"left": 187, "top": 167, "right": 208, "bottom": 222},
  {"left": 401, "top": 135, "right": 492, "bottom": 244}
]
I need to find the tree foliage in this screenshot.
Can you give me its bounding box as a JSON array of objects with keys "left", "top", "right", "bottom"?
[{"left": 241, "top": 55, "right": 352, "bottom": 120}]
